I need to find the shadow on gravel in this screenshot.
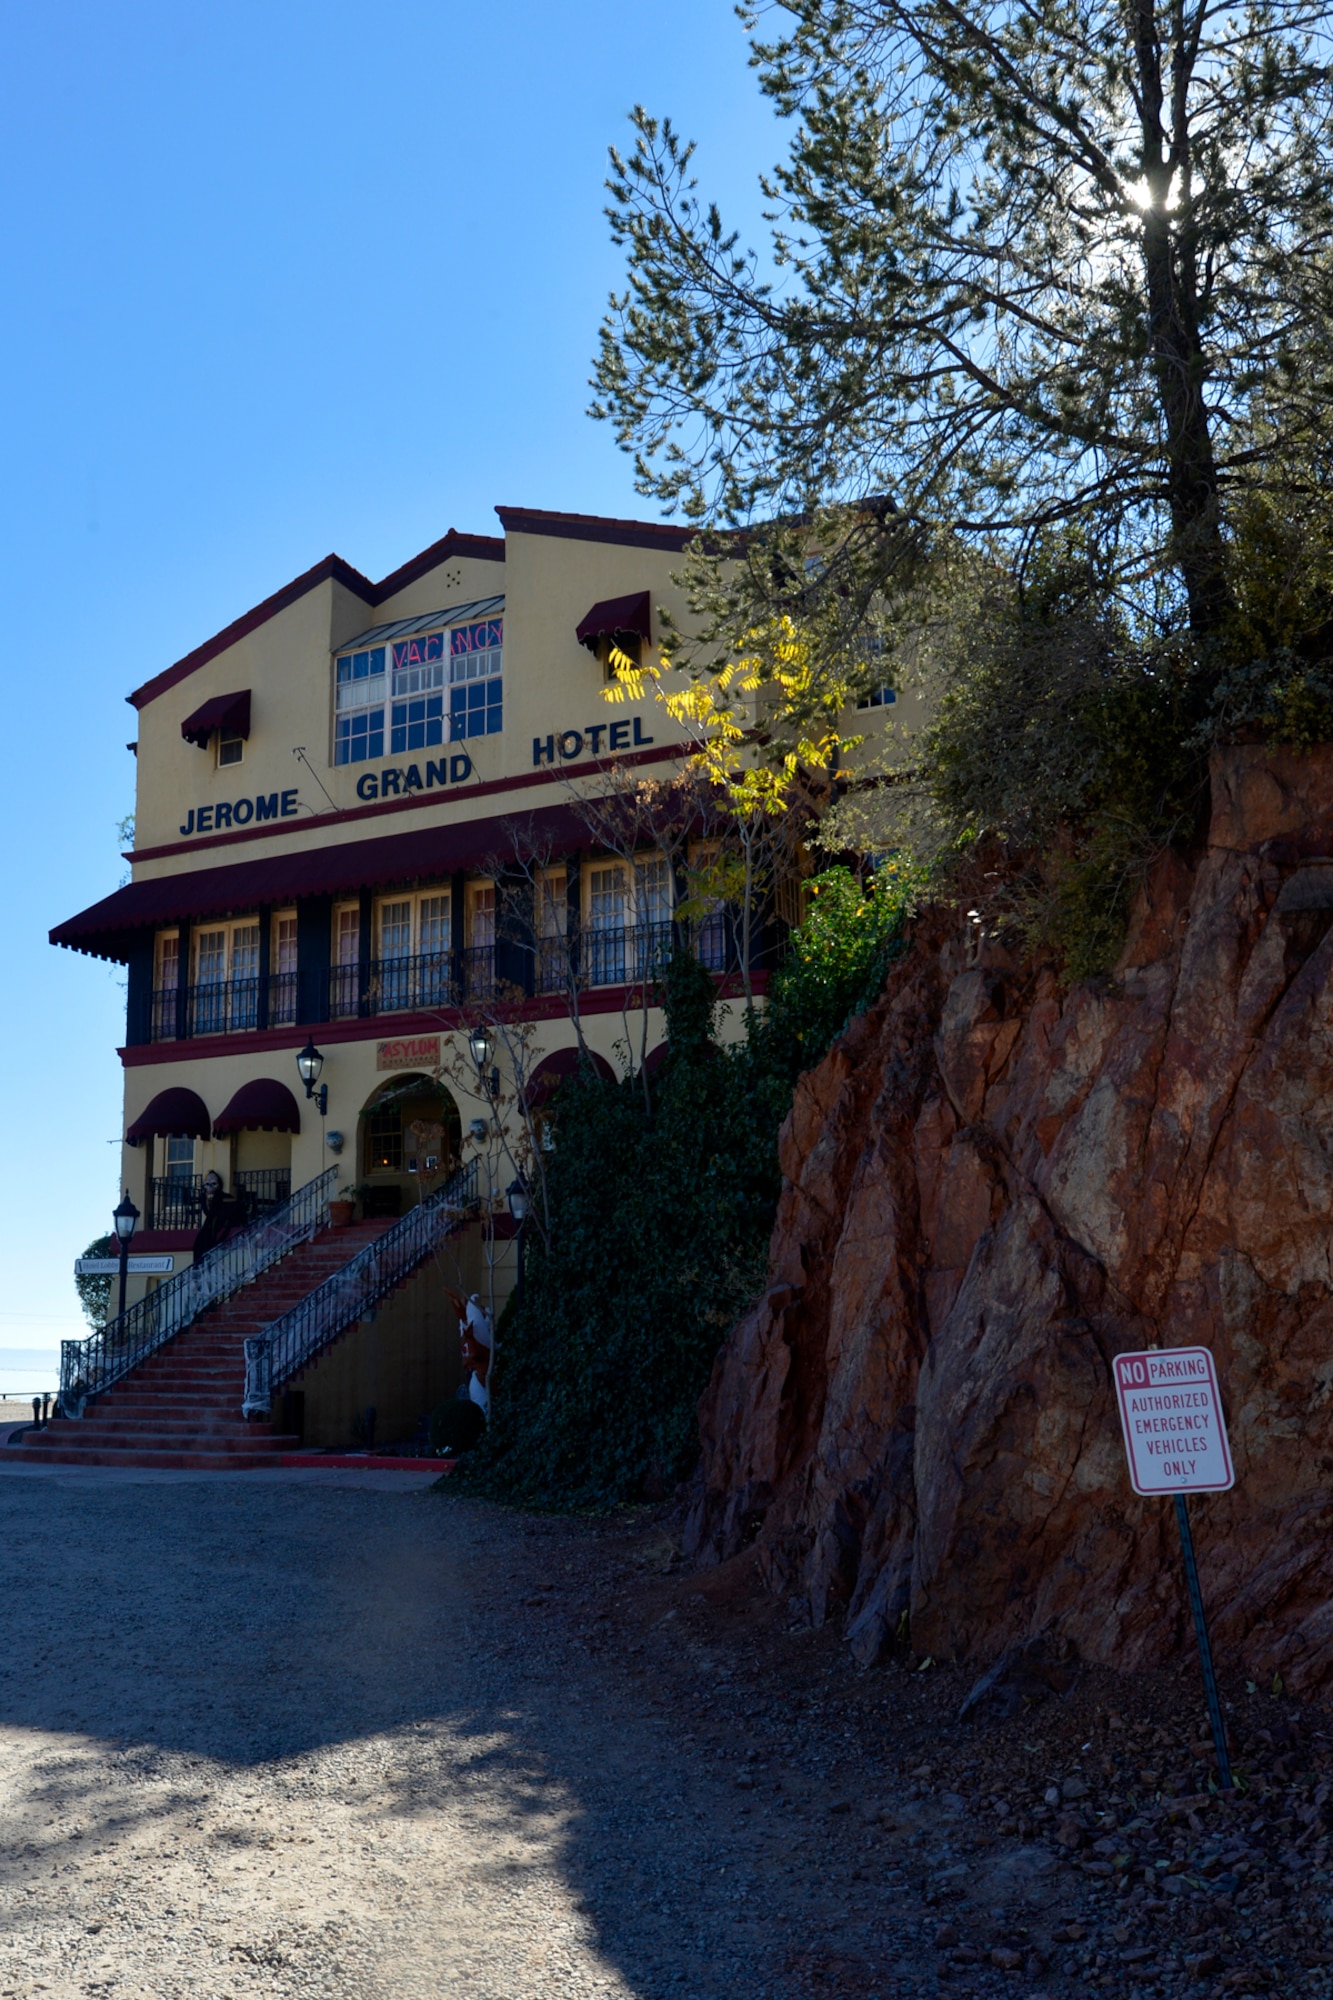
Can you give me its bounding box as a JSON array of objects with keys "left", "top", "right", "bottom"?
[{"left": 0, "top": 1474, "right": 815, "bottom": 2000}]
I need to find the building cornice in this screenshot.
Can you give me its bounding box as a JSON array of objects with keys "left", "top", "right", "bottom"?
[{"left": 493, "top": 505, "right": 700, "bottom": 553}]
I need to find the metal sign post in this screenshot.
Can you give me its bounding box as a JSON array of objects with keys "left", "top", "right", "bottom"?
[{"left": 1113, "top": 1346, "right": 1236, "bottom": 1790}]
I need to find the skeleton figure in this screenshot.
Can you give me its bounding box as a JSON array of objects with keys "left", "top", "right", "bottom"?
[{"left": 445, "top": 1289, "right": 493, "bottom": 1417}]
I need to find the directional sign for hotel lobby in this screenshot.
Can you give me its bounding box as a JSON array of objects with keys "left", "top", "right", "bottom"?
[
  {"left": 74, "top": 1255, "right": 176, "bottom": 1276},
  {"left": 1113, "top": 1347, "right": 1235, "bottom": 1496}
]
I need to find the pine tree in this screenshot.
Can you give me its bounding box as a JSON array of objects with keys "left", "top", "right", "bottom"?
[{"left": 594, "top": 0, "right": 1333, "bottom": 644}]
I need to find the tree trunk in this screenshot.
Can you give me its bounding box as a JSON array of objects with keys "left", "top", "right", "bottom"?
[{"left": 1132, "top": 0, "right": 1231, "bottom": 641}]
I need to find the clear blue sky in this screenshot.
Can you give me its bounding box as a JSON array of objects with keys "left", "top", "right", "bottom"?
[{"left": 0, "top": 0, "right": 773, "bottom": 1384}]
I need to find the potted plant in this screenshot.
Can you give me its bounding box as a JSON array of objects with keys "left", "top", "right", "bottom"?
[{"left": 328, "top": 1184, "right": 357, "bottom": 1229}]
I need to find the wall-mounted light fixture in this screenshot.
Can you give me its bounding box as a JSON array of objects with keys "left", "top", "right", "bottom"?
[{"left": 296, "top": 1038, "right": 328, "bottom": 1116}]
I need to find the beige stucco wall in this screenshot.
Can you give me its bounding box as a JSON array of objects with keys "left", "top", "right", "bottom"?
[{"left": 128, "top": 528, "right": 701, "bottom": 875}]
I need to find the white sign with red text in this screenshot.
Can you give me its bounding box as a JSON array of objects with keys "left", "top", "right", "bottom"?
[{"left": 1113, "top": 1347, "right": 1235, "bottom": 1496}]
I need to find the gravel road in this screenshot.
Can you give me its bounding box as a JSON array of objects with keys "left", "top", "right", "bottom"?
[
  {"left": 2, "top": 1463, "right": 1326, "bottom": 2000},
  {"left": 0, "top": 1465, "right": 928, "bottom": 2000}
]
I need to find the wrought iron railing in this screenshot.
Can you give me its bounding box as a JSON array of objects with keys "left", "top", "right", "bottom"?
[
  {"left": 325, "top": 949, "right": 497, "bottom": 1019},
  {"left": 139, "top": 919, "right": 742, "bottom": 1043},
  {"left": 242, "top": 1161, "right": 480, "bottom": 1418},
  {"left": 149, "top": 1174, "right": 204, "bottom": 1230},
  {"left": 535, "top": 934, "right": 571, "bottom": 994},
  {"left": 236, "top": 1167, "right": 292, "bottom": 1213},
  {"left": 269, "top": 970, "right": 298, "bottom": 1024},
  {"left": 695, "top": 910, "right": 733, "bottom": 973},
  {"left": 148, "top": 971, "right": 299, "bottom": 1042},
  {"left": 148, "top": 1168, "right": 293, "bottom": 1231},
  {"left": 534, "top": 919, "right": 731, "bottom": 992},
  {"left": 60, "top": 1167, "right": 338, "bottom": 1407},
  {"left": 582, "top": 920, "right": 674, "bottom": 987}
]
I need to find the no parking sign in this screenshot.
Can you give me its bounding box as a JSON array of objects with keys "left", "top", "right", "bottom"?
[{"left": 1113, "top": 1347, "right": 1235, "bottom": 1496}]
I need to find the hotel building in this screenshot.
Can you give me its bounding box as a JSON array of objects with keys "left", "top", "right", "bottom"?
[{"left": 46, "top": 507, "right": 773, "bottom": 1450}]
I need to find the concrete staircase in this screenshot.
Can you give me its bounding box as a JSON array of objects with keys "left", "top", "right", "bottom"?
[{"left": 16, "top": 1220, "right": 397, "bottom": 1471}]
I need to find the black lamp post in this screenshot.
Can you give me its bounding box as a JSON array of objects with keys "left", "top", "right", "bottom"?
[
  {"left": 468, "top": 1025, "right": 499, "bottom": 1098},
  {"left": 506, "top": 1177, "right": 530, "bottom": 1309},
  {"left": 296, "top": 1037, "right": 328, "bottom": 1115},
  {"left": 112, "top": 1189, "right": 140, "bottom": 1323}
]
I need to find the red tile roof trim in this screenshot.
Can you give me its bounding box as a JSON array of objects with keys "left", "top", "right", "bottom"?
[
  {"left": 494, "top": 505, "right": 698, "bottom": 552},
  {"left": 128, "top": 529, "right": 505, "bottom": 712}
]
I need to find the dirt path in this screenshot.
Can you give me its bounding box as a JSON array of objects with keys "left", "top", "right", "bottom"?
[
  {"left": 0, "top": 1464, "right": 1328, "bottom": 2000},
  {"left": 0, "top": 1465, "right": 896, "bottom": 2000}
]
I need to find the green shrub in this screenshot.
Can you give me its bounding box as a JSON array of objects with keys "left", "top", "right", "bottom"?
[
  {"left": 75, "top": 1235, "right": 115, "bottom": 1331},
  {"left": 456, "top": 872, "right": 915, "bottom": 1511},
  {"left": 756, "top": 860, "right": 920, "bottom": 1081}
]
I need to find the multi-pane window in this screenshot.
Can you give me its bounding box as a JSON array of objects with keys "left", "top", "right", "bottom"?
[
  {"left": 379, "top": 899, "right": 413, "bottom": 959},
  {"left": 334, "top": 646, "right": 387, "bottom": 764},
  {"left": 585, "top": 858, "right": 673, "bottom": 983},
  {"left": 534, "top": 869, "right": 568, "bottom": 994},
  {"left": 366, "top": 1108, "right": 403, "bottom": 1173},
  {"left": 274, "top": 914, "right": 297, "bottom": 971},
  {"left": 331, "top": 904, "right": 361, "bottom": 1016},
  {"left": 690, "top": 841, "right": 730, "bottom": 970},
  {"left": 635, "top": 856, "right": 673, "bottom": 926},
  {"left": 856, "top": 685, "right": 896, "bottom": 709},
  {"left": 271, "top": 911, "right": 298, "bottom": 1025},
  {"left": 193, "top": 921, "right": 260, "bottom": 984},
  {"left": 218, "top": 731, "right": 244, "bottom": 767},
  {"left": 419, "top": 893, "right": 450, "bottom": 954},
  {"left": 587, "top": 865, "right": 626, "bottom": 931},
  {"left": 586, "top": 866, "right": 627, "bottom": 984},
  {"left": 155, "top": 932, "right": 180, "bottom": 990},
  {"left": 467, "top": 882, "right": 496, "bottom": 948},
  {"left": 338, "top": 618, "right": 503, "bottom": 761},
  {"left": 374, "top": 890, "right": 453, "bottom": 1008},
  {"left": 164, "top": 1135, "right": 195, "bottom": 1183},
  {"left": 390, "top": 630, "right": 447, "bottom": 752},
  {"left": 448, "top": 619, "right": 503, "bottom": 740},
  {"left": 192, "top": 920, "right": 261, "bottom": 1032},
  {"left": 373, "top": 891, "right": 452, "bottom": 958}
]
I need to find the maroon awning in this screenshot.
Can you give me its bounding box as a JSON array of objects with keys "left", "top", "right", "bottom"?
[
  {"left": 51, "top": 800, "right": 589, "bottom": 962},
  {"left": 212, "top": 1079, "right": 301, "bottom": 1137},
  {"left": 126, "top": 1087, "right": 211, "bottom": 1146},
  {"left": 181, "top": 690, "right": 251, "bottom": 749},
  {"left": 522, "top": 1046, "right": 616, "bottom": 1111},
  {"left": 575, "top": 591, "right": 651, "bottom": 653}
]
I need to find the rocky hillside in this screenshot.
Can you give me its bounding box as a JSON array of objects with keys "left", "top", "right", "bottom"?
[{"left": 683, "top": 746, "right": 1333, "bottom": 1691}]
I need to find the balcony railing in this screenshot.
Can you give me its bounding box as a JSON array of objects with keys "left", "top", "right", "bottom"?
[
  {"left": 149, "top": 972, "right": 297, "bottom": 1043},
  {"left": 328, "top": 948, "right": 500, "bottom": 1018},
  {"left": 148, "top": 1168, "right": 294, "bottom": 1232},
  {"left": 148, "top": 1175, "right": 203, "bottom": 1231},
  {"left": 139, "top": 917, "right": 743, "bottom": 1043},
  {"left": 580, "top": 921, "right": 674, "bottom": 987}
]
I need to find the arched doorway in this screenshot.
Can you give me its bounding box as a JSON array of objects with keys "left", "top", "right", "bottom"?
[{"left": 358, "top": 1072, "right": 461, "bottom": 1219}]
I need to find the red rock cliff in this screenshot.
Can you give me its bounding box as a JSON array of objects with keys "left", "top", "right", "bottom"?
[{"left": 683, "top": 747, "right": 1333, "bottom": 1690}]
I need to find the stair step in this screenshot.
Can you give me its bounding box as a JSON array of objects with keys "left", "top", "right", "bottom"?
[
  {"left": 23, "top": 1427, "right": 300, "bottom": 1453},
  {"left": 13, "top": 1443, "right": 298, "bottom": 1470},
  {"left": 53, "top": 1207, "right": 451, "bottom": 1472}
]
